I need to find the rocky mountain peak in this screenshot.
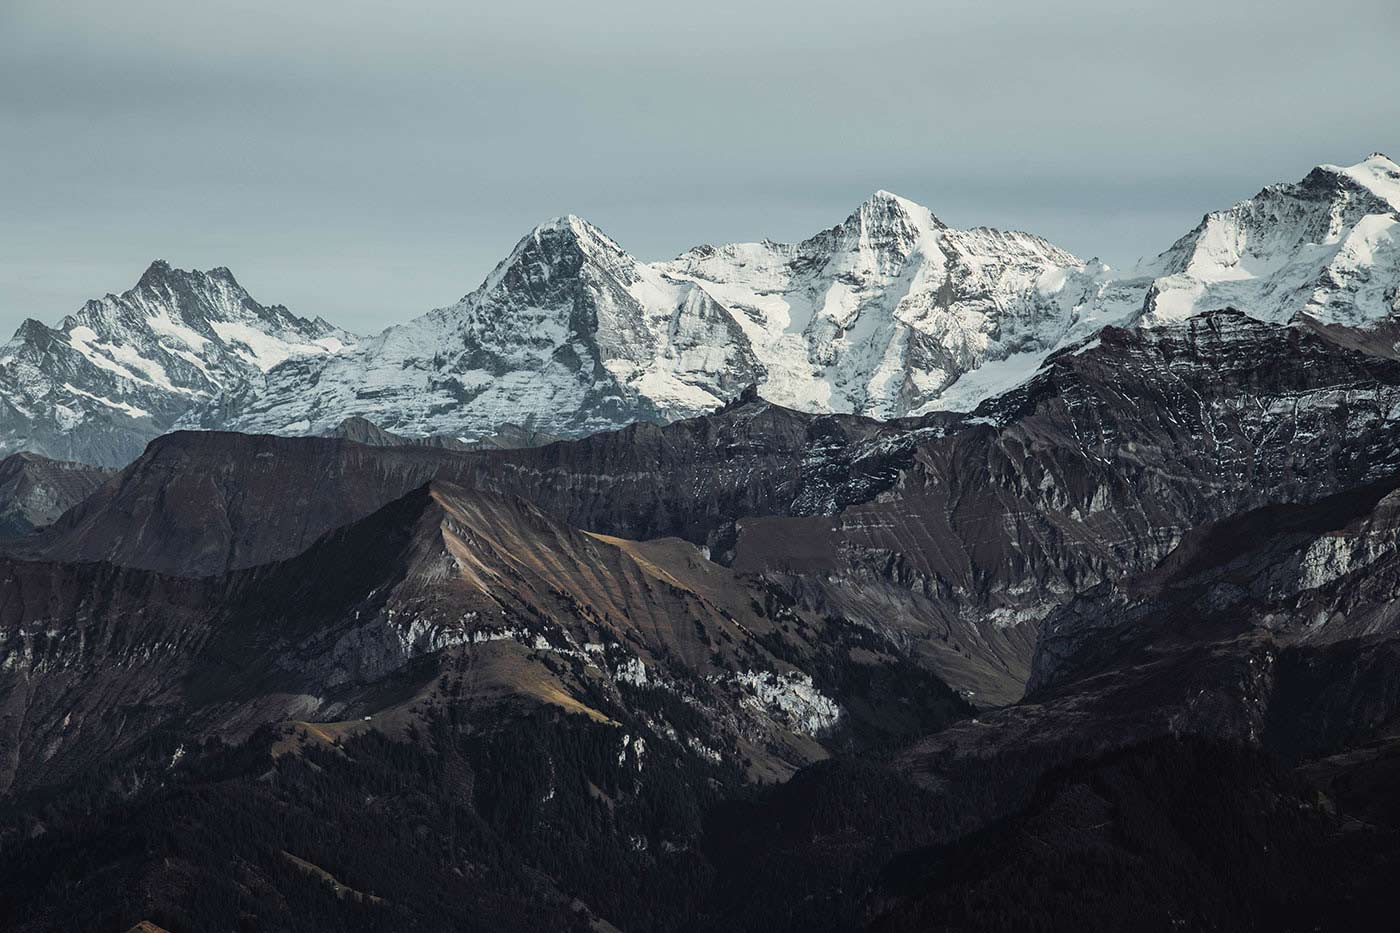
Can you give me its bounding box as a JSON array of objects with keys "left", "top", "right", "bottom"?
[
  {"left": 824, "top": 189, "right": 945, "bottom": 266},
  {"left": 324, "top": 415, "right": 402, "bottom": 446},
  {"left": 864, "top": 188, "right": 945, "bottom": 227},
  {"left": 3, "top": 318, "right": 59, "bottom": 351},
  {"left": 128, "top": 259, "right": 248, "bottom": 308},
  {"left": 532, "top": 213, "right": 591, "bottom": 236},
  {"left": 136, "top": 258, "right": 176, "bottom": 287},
  {"left": 0, "top": 261, "right": 357, "bottom": 466},
  {"left": 477, "top": 213, "right": 637, "bottom": 299},
  {"left": 526, "top": 214, "right": 627, "bottom": 257}
]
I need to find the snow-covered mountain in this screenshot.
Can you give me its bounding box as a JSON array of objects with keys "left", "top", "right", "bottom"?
[
  {"left": 657, "top": 190, "right": 1135, "bottom": 418},
  {"left": 1135, "top": 152, "right": 1400, "bottom": 328},
  {"left": 236, "top": 153, "right": 1400, "bottom": 443},
  {"left": 7, "top": 153, "right": 1398, "bottom": 462},
  {"left": 213, "top": 216, "right": 763, "bottom": 439},
  {"left": 0, "top": 261, "right": 354, "bottom": 465},
  {"left": 219, "top": 192, "right": 1106, "bottom": 439}
]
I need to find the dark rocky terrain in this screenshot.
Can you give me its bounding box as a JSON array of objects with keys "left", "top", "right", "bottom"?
[
  {"left": 320, "top": 415, "right": 561, "bottom": 451},
  {"left": 15, "top": 389, "right": 909, "bottom": 576},
  {"left": 20, "top": 310, "right": 1400, "bottom": 704},
  {"left": 0, "top": 452, "right": 114, "bottom": 539},
  {"left": 4, "top": 309, "right": 1400, "bottom": 929}
]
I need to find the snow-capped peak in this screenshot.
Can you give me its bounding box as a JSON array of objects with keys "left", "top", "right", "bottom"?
[
  {"left": 1137, "top": 153, "right": 1400, "bottom": 328},
  {"left": 469, "top": 212, "right": 641, "bottom": 305},
  {"left": 839, "top": 189, "right": 946, "bottom": 247},
  {"left": 864, "top": 188, "right": 944, "bottom": 225},
  {"left": 0, "top": 261, "right": 356, "bottom": 465},
  {"left": 531, "top": 213, "right": 593, "bottom": 234},
  {"left": 1322, "top": 152, "right": 1400, "bottom": 213},
  {"left": 524, "top": 214, "right": 626, "bottom": 253},
  {"left": 212, "top": 207, "right": 765, "bottom": 440},
  {"left": 535, "top": 213, "right": 581, "bottom": 230},
  {"left": 648, "top": 190, "right": 1089, "bottom": 418}
]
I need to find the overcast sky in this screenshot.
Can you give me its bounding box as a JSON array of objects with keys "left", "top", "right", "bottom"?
[{"left": 2, "top": 0, "right": 1397, "bottom": 337}]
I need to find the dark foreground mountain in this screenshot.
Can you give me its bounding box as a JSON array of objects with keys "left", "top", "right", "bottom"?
[
  {"left": 6, "top": 309, "right": 1400, "bottom": 925},
  {"left": 0, "top": 478, "right": 970, "bottom": 931},
  {"left": 5, "top": 460, "right": 1400, "bottom": 930},
  {"left": 0, "top": 477, "right": 969, "bottom": 791}
]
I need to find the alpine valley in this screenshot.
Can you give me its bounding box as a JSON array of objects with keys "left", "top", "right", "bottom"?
[{"left": 3, "top": 154, "right": 1400, "bottom": 932}]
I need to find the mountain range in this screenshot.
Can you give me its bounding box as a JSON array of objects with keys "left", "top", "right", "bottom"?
[
  {"left": 0, "top": 261, "right": 351, "bottom": 466},
  {"left": 4, "top": 153, "right": 1397, "bottom": 467},
  {"left": 4, "top": 154, "right": 1400, "bottom": 931}
]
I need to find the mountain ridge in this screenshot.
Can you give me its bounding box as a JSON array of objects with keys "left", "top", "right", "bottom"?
[
  {"left": 0, "top": 260, "right": 355, "bottom": 465},
  {"left": 3, "top": 153, "right": 1398, "bottom": 466}
]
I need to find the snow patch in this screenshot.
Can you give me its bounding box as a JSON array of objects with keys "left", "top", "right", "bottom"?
[{"left": 729, "top": 669, "right": 840, "bottom": 736}]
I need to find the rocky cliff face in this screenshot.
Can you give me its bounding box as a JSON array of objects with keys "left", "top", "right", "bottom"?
[
  {"left": 732, "top": 310, "right": 1400, "bottom": 703},
  {"left": 0, "top": 261, "right": 354, "bottom": 466},
  {"left": 887, "top": 471, "right": 1400, "bottom": 850},
  {"left": 1028, "top": 474, "right": 1400, "bottom": 700},
  {"left": 0, "top": 452, "right": 114, "bottom": 539}
]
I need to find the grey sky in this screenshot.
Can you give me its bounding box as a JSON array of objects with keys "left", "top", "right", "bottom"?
[{"left": 3, "top": 0, "right": 1397, "bottom": 337}]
